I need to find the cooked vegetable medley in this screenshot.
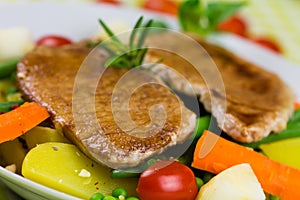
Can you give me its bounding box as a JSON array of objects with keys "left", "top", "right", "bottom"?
[{"left": 0, "top": 5, "right": 300, "bottom": 199}]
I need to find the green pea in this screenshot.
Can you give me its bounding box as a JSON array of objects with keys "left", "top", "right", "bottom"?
[
  {"left": 126, "top": 197, "right": 139, "bottom": 200},
  {"left": 112, "top": 187, "right": 127, "bottom": 198},
  {"left": 89, "top": 192, "right": 105, "bottom": 200},
  {"left": 103, "top": 196, "right": 117, "bottom": 200},
  {"left": 194, "top": 116, "right": 211, "bottom": 139},
  {"left": 195, "top": 177, "right": 204, "bottom": 189}
]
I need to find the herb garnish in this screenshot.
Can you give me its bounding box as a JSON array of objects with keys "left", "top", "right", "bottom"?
[
  {"left": 178, "top": 0, "right": 246, "bottom": 37},
  {"left": 93, "top": 16, "right": 154, "bottom": 69}
]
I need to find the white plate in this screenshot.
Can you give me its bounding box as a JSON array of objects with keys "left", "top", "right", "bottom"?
[{"left": 0, "top": 2, "right": 300, "bottom": 200}]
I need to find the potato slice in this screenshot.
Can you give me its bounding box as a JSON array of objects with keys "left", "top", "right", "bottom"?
[
  {"left": 24, "top": 126, "right": 70, "bottom": 149},
  {"left": 260, "top": 137, "right": 300, "bottom": 169},
  {"left": 22, "top": 142, "right": 138, "bottom": 199},
  {"left": 196, "top": 163, "right": 265, "bottom": 200},
  {"left": 0, "top": 27, "right": 34, "bottom": 60}
]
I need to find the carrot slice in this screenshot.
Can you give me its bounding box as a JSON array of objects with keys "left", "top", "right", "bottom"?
[
  {"left": 294, "top": 101, "right": 300, "bottom": 110},
  {"left": 192, "top": 130, "right": 300, "bottom": 200},
  {"left": 0, "top": 102, "right": 49, "bottom": 143}
]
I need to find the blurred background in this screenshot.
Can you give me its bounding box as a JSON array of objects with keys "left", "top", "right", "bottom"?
[{"left": 1, "top": 0, "right": 300, "bottom": 65}]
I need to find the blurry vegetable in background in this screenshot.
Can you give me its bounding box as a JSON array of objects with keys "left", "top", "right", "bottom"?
[
  {"left": 22, "top": 142, "right": 138, "bottom": 199},
  {"left": 143, "top": 0, "right": 178, "bottom": 15},
  {"left": 136, "top": 160, "right": 198, "bottom": 200},
  {"left": 178, "top": 0, "right": 281, "bottom": 53},
  {"left": 0, "top": 27, "right": 34, "bottom": 60},
  {"left": 196, "top": 163, "right": 265, "bottom": 200},
  {"left": 178, "top": 0, "right": 246, "bottom": 37},
  {"left": 36, "top": 35, "right": 72, "bottom": 47},
  {"left": 193, "top": 130, "right": 300, "bottom": 200}
]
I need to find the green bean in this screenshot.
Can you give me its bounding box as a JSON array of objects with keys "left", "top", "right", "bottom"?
[
  {"left": 0, "top": 57, "right": 20, "bottom": 78},
  {"left": 0, "top": 100, "right": 24, "bottom": 113},
  {"left": 193, "top": 116, "right": 211, "bottom": 139},
  {"left": 242, "top": 109, "right": 300, "bottom": 149},
  {"left": 202, "top": 172, "right": 214, "bottom": 183},
  {"left": 111, "top": 169, "right": 140, "bottom": 179}
]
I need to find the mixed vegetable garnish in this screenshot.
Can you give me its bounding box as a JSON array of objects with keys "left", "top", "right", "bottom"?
[{"left": 0, "top": 1, "right": 300, "bottom": 200}]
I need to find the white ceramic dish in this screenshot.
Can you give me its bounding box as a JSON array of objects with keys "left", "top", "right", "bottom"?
[{"left": 0, "top": 2, "right": 299, "bottom": 200}]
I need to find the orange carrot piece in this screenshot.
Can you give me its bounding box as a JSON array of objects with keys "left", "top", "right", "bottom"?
[
  {"left": 192, "top": 130, "right": 300, "bottom": 200},
  {"left": 0, "top": 102, "right": 49, "bottom": 143},
  {"left": 294, "top": 101, "right": 300, "bottom": 110}
]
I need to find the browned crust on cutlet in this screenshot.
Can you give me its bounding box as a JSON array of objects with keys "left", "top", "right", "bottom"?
[
  {"left": 17, "top": 43, "right": 196, "bottom": 168},
  {"left": 146, "top": 32, "right": 295, "bottom": 143}
]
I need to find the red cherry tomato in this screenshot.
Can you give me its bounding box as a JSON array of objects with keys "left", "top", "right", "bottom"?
[
  {"left": 137, "top": 161, "right": 198, "bottom": 200},
  {"left": 36, "top": 35, "right": 72, "bottom": 47},
  {"left": 251, "top": 37, "right": 281, "bottom": 53},
  {"left": 217, "top": 15, "right": 247, "bottom": 36},
  {"left": 143, "top": 0, "right": 178, "bottom": 15},
  {"left": 95, "top": 0, "right": 120, "bottom": 5}
]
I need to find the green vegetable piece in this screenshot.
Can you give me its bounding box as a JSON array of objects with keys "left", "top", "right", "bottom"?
[
  {"left": 98, "top": 16, "right": 154, "bottom": 69},
  {"left": 0, "top": 100, "right": 24, "bottom": 113},
  {"left": 111, "top": 170, "right": 140, "bottom": 179},
  {"left": 195, "top": 177, "right": 204, "bottom": 189},
  {"left": 103, "top": 196, "right": 117, "bottom": 200},
  {"left": 0, "top": 57, "right": 20, "bottom": 78},
  {"left": 202, "top": 172, "right": 215, "bottom": 183},
  {"left": 22, "top": 142, "right": 138, "bottom": 199},
  {"left": 90, "top": 192, "right": 105, "bottom": 200},
  {"left": 269, "top": 195, "right": 280, "bottom": 200},
  {"left": 242, "top": 109, "right": 300, "bottom": 148},
  {"left": 178, "top": 0, "right": 246, "bottom": 36},
  {"left": 194, "top": 116, "right": 211, "bottom": 139},
  {"left": 112, "top": 187, "right": 127, "bottom": 198},
  {"left": 126, "top": 197, "right": 139, "bottom": 200}
]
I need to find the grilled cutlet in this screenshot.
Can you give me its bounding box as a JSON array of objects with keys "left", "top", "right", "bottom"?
[
  {"left": 17, "top": 43, "right": 196, "bottom": 168},
  {"left": 146, "top": 32, "right": 295, "bottom": 143}
]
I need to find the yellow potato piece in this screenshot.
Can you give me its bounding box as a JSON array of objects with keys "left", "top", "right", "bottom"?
[
  {"left": 260, "top": 137, "right": 300, "bottom": 169},
  {"left": 22, "top": 142, "right": 138, "bottom": 199},
  {"left": 24, "top": 126, "right": 70, "bottom": 149}
]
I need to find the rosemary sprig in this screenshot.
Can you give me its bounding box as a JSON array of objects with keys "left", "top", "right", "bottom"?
[{"left": 97, "top": 16, "right": 154, "bottom": 69}]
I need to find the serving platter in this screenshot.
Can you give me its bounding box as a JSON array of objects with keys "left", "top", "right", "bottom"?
[{"left": 0, "top": 2, "right": 299, "bottom": 200}]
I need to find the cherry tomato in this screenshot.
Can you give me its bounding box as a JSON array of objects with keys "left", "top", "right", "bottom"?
[
  {"left": 95, "top": 0, "right": 120, "bottom": 5},
  {"left": 36, "top": 35, "right": 72, "bottom": 47},
  {"left": 136, "top": 161, "right": 198, "bottom": 200},
  {"left": 143, "top": 0, "right": 178, "bottom": 15},
  {"left": 251, "top": 37, "right": 281, "bottom": 53},
  {"left": 217, "top": 15, "right": 247, "bottom": 36},
  {"left": 294, "top": 101, "right": 300, "bottom": 110}
]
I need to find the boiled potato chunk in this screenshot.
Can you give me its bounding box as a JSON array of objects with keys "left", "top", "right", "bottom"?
[
  {"left": 0, "top": 27, "right": 34, "bottom": 60},
  {"left": 24, "top": 126, "right": 70, "bottom": 149},
  {"left": 260, "top": 137, "right": 300, "bottom": 169},
  {"left": 0, "top": 138, "right": 27, "bottom": 174},
  {"left": 196, "top": 163, "right": 265, "bottom": 200},
  {"left": 22, "top": 142, "right": 138, "bottom": 199}
]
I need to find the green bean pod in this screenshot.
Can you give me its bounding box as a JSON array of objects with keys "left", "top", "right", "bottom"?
[
  {"left": 0, "top": 57, "right": 20, "bottom": 78},
  {"left": 111, "top": 170, "right": 140, "bottom": 179},
  {"left": 0, "top": 100, "right": 24, "bottom": 113}
]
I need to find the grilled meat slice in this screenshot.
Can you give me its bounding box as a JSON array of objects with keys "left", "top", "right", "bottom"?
[
  {"left": 17, "top": 43, "right": 196, "bottom": 168},
  {"left": 146, "top": 32, "right": 295, "bottom": 143}
]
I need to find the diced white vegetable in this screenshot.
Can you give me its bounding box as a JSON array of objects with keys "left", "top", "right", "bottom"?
[
  {"left": 196, "top": 163, "right": 265, "bottom": 200},
  {"left": 0, "top": 27, "right": 34, "bottom": 60}
]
